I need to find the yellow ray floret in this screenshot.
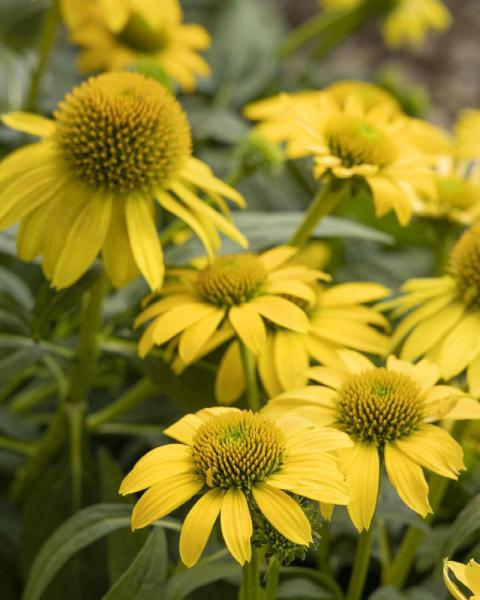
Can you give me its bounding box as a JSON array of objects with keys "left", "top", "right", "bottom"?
[
  {"left": 61, "top": 0, "right": 211, "bottom": 92},
  {"left": 385, "top": 225, "right": 480, "bottom": 391},
  {"left": 444, "top": 558, "right": 480, "bottom": 599},
  {"left": 265, "top": 350, "right": 479, "bottom": 531},
  {"left": 119, "top": 406, "right": 352, "bottom": 566},
  {"left": 0, "top": 72, "right": 246, "bottom": 291}
]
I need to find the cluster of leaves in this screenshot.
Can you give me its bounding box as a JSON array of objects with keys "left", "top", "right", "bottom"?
[{"left": 0, "top": 0, "right": 478, "bottom": 599}]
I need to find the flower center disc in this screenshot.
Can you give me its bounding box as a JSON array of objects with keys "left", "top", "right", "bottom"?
[
  {"left": 54, "top": 72, "right": 191, "bottom": 194},
  {"left": 337, "top": 368, "right": 423, "bottom": 445},
  {"left": 192, "top": 412, "right": 285, "bottom": 489},
  {"left": 117, "top": 12, "right": 168, "bottom": 53},
  {"left": 325, "top": 116, "right": 397, "bottom": 167},
  {"left": 196, "top": 254, "right": 268, "bottom": 306},
  {"left": 447, "top": 225, "right": 480, "bottom": 309}
]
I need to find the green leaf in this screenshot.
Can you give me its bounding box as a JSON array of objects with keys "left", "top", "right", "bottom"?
[
  {"left": 22, "top": 504, "right": 132, "bottom": 600},
  {"left": 101, "top": 528, "right": 168, "bottom": 600},
  {"left": 0, "top": 346, "right": 44, "bottom": 388},
  {"left": 165, "top": 560, "right": 240, "bottom": 600},
  {"left": 165, "top": 212, "right": 393, "bottom": 264},
  {"left": 444, "top": 495, "right": 480, "bottom": 556},
  {"left": 207, "top": 0, "right": 284, "bottom": 106},
  {"left": 0, "top": 265, "right": 33, "bottom": 309}
]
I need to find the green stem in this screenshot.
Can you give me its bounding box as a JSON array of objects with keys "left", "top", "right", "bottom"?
[
  {"left": 345, "top": 526, "right": 374, "bottom": 600},
  {"left": 289, "top": 178, "right": 345, "bottom": 247},
  {"left": 316, "top": 521, "right": 332, "bottom": 574},
  {"left": 87, "top": 377, "right": 156, "bottom": 430},
  {"left": 239, "top": 343, "right": 260, "bottom": 412},
  {"left": 239, "top": 548, "right": 261, "bottom": 600},
  {"left": 66, "top": 274, "right": 106, "bottom": 511},
  {"left": 377, "top": 518, "right": 392, "bottom": 574},
  {"left": 25, "top": 0, "right": 61, "bottom": 111},
  {"left": 0, "top": 435, "right": 35, "bottom": 456},
  {"left": 265, "top": 558, "right": 280, "bottom": 600},
  {"left": 433, "top": 220, "right": 457, "bottom": 276},
  {"left": 384, "top": 421, "right": 468, "bottom": 588},
  {"left": 278, "top": 0, "right": 389, "bottom": 59}
]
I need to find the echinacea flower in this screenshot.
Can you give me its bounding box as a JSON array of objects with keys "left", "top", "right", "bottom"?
[
  {"left": 386, "top": 225, "right": 480, "bottom": 393},
  {"left": 247, "top": 87, "right": 442, "bottom": 225},
  {"left": 0, "top": 72, "right": 246, "bottom": 290},
  {"left": 119, "top": 407, "right": 352, "bottom": 566},
  {"left": 264, "top": 351, "right": 480, "bottom": 531},
  {"left": 444, "top": 558, "right": 480, "bottom": 599},
  {"left": 135, "top": 246, "right": 326, "bottom": 363},
  {"left": 62, "top": 0, "right": 211, "bottom": 92}
]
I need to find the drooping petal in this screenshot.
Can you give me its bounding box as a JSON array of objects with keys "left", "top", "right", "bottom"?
[
  {"left": 249, "top": 296, "right": 309, "bottom": 333},
  {"left": 228, "top": 305, "right": 266, "bottom": 354},
  {"left": 339, "top": 442, "right": 379, "bottom": 532},
  {"left": 180, "top": 489, "right": 224, "bottom": 567},
  {"left": 103, "top": 199, "right": 140, "bottom": 287},
  {"left": 179, "top": 308, "right": 226, "bottom": 364},
  {"left": 384, "top": 443, "right": 432, "bottom": 517},
  {"left": 2, "top": 112, "right": 55, "bottom": 137},
  {"left": 220, "top": 488, "right": 252, "bottom": 565},
  {"left": 252, "top": 483, "right": 312, "bottom": 545},
  {"left": 215, "top": 341, "right": 245, "bottom": 405},
  {"left": 163, "top": 414, "right": 204, "bottom": 445},
  {"left": 125, "top": 195, "right": 164, "bottom": 291}
]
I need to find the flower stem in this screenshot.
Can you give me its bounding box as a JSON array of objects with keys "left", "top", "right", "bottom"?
[
  {"left": 265, "top": 558, "right": 280, "bottom": 600},
  {"left": 384, "top": 421, "right": 468, "bottom": 588},
  {"left": 316, "top": 521, "right": 332, "bottom": 574},
  {"left": 25, "top": 0, "right": 61, "bottom": 111},
  {"left": 239, "top": 548, "right": 261, "bottom": 600},
  {"left": 345, "top": 526, "right": 374, "bottom": 600},
  {"left": 289, "top": 178, "right": 345, "bottom": 247},
  {"left": 66, "top": 274, "right": 106, "bottom": 511},
  {"left": 240, "top": 342, "right": 260, "bottom": 412},
  {"left": 87, "top": 377, "right": 156, "bottom": 431},
  {"left": 433, "top": 220, "right": 457, "bottom": 276}
]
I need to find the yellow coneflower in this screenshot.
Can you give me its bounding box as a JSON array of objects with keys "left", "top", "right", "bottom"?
[
  {"left": 247, "top": 85, "right": 443, "bottom": 225},
  {"left": 0, "top": 72, "right": 246, "bottom": 291},
  {"left": 386, "top": 225, "right": 480, "bottom": 393},
  {"left": 382, "top": 0, "right": 452, "bottom": 49},
  {"left": 265, "top": 351, "right": 479, "bottom": 531},
  {"left": 135, "top": 246, "right": 326, "bottom": 365},
  {"left": 444, "top": 558, "right": 480, "bottom": 599},
  {"left": 62, "top": 0, "right": 211, "bottom": 92},
  {"left": 206, "top": 280, "right": 390, "bottom": 405},
  {"left": 320, "top": 0, "right": 451, "bottom": 49},
  {"left": 119, "top": 406, "right": 352, "bottom": 566}
]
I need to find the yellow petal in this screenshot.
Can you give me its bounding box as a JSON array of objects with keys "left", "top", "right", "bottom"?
[
  {"left": 274, "top": 330, "right": 309, "bottom": 390},
  {"left": 103, "top": 199, "right": 141, "bottom": 287},
  {"left": 395, "top": 425, "right": 464, "bottom": 479},
  {"left": 440, "top": 313, "right": 480, "bottom": 379},
  {"left": 443, "top": 560, "right": 469, "bottom": 600},
  {"left": 179, "top": 309, "right": 226, "bottom": 364},
  {"left": 257, "top": 335, "right": 283, "bottom": 397},
  {"left": 444, "top": 397, "right": 480, "bottom": 420},
  {"left": 180, "top": 489, "right": 224, "bottom": 567},
  {"left": 384, "top": 443, "right": 432, "bottom": 517},
  {"left": 306, "top": 366, "right": 347, "bottom": 389},
  {"left": 319, "top": 282, "right": 390, "bottom": 306},
  {"left": 220, "top": 488, "right": 252, "bottom": 565},
  {"left": 131, "top": 474, "right": 203, "bottom": 530},
  {"left": 228, "top": 305, "right": 266, "bottom": 354},
  {"left": 250, "top": 296, "right": 309, "bottom": 333},
  {"left": 465, "top": 560, "right": 480, "bottom": 594},
  {"left": 126, "top": 195, "right": 164, "bottom": 291},
  {"left": 467, "top": 353, "right": 480, "bottom": 396},
  {"left": 337, "top": 350, "right": 374, "bottom": 374},
  {"left": 164, "top": 414, "right": 204, "bottom": 445},
  {"left": 98, "top": 0, "right": 129, "bottom": 31},
  {"left": 152, "top": 303, "right": 219, "bottom": 346},
  {"left": 2, "top": 112, "right": 55, "bottom": 137},
  {"left": 340, "top": 442, "right": 379, "bottom": 532},
  {"left": 215, "top": 341, "right": 245, "bottom": 405},
  {"left": 52, "top": 193, "right": 112, "bottom": 289},
  {"left": 119, "top": 444, "right": 195, "bottom": 494},
  {"left": 252, "top": 483, "right": 312, "bottom": 545},
  {"left": 259, "top": 246, "right": 298, "bottom": 270}
]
